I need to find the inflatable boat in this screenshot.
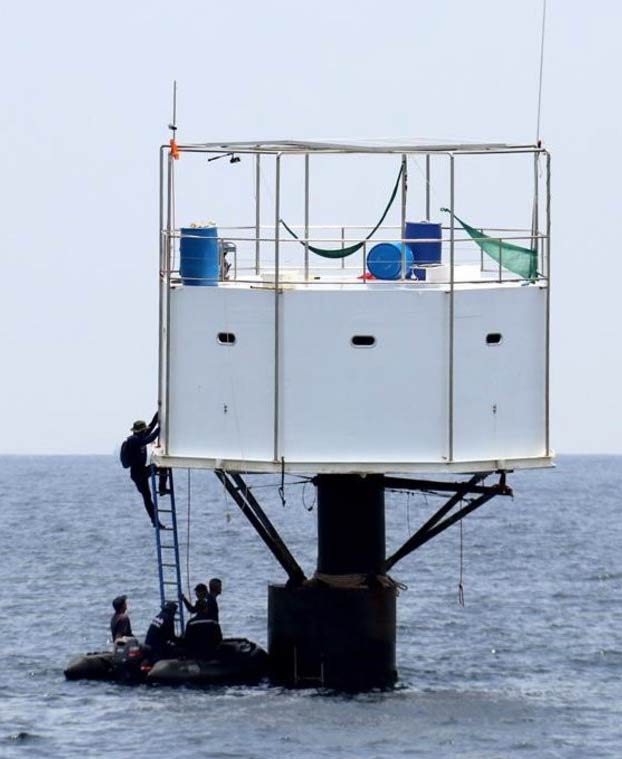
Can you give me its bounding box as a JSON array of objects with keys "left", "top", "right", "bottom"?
[{"left": 64, "top": 637, "right": 268, "bottom": 686}]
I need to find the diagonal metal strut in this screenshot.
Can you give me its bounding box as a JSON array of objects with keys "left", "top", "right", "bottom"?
[
  {"left": 215, "top": 469, "right": 306, "bottom": 585},
  {"left": 384, "top": 473, "right": 512, "bottom": 572}
]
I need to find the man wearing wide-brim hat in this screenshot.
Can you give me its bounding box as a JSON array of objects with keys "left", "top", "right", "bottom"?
[{"left": 123, "top": 411, "right": 167, "bottom": 528}]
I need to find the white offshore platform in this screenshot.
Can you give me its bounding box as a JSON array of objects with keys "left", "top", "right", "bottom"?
[{"left": 154, "top": 138, "right": 552, "bottom": 477}]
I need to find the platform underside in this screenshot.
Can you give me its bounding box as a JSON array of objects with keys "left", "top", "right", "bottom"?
[{"left": 152, "top": 452, "right": 554, "bottom": 474}]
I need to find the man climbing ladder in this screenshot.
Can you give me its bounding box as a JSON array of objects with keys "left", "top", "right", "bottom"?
[{"left": 120, "top": 411, "right": 169, "bottom": 528}]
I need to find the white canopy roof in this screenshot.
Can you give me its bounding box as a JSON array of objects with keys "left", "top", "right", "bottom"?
[{"left": 176, "top": 137, "right": 541, "bottom": 155}]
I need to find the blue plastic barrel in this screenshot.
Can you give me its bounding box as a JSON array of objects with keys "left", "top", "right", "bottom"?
[
  {"left": 367, "top": 242, "right": 414, "bottom": 280},
  {"left": 404, "top": 221, "right": 442, "bottom": 264},
  {"left": 180, "top": 226, "right": 219, "bottom": 286}
]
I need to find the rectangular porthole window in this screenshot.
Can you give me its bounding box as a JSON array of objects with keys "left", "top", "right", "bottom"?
[
  {"left": 217, "top": 332, "right": 236, "bottom": 345},
  {"left": 486, "top": 333, "right": 502, "bottom": 345},
  {"left": 351, "top": 335, "right": 376, "bottom": 347}
]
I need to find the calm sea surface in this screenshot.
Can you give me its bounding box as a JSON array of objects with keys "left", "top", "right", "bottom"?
[{"left": 0, "top": 455, "right": 620, "bottom": 758}]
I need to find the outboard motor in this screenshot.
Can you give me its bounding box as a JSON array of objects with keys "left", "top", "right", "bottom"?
[{"left": 112, "top": 636, "right": 148, "bottom": 682}]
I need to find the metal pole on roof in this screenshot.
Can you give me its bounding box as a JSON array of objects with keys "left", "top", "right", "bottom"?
[
  {"left": 425, "top": 154, "right": 431, "bottom": 220},
  {"left": 400, "top": 154, "right": 407, "bottom": 279}
]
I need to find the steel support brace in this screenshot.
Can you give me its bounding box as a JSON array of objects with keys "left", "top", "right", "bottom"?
[
  {"left": 384, "top": 473, "right": 512, "bottom": 571},
  {"left": 215, "top": 470, "right": 306, "bottom": 585},
  {"left": 383, "top": 474, "right": 509, "bottom": 496}
]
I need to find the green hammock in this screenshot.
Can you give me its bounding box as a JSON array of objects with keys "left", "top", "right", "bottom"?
[
  {"left": 441, "top": 208, "right": 538, "bottom": 281},
  {"left": 280, "top": 164, "right": 404, "bottom": 259}
]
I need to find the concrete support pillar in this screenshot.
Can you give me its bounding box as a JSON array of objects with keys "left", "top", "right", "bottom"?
[{"left": 268, "top": 474, "right": 397, "bottom": 689}]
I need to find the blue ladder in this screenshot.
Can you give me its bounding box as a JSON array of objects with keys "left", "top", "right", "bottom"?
[{"left": 151, "top": 468, "right": 185, "bottom": 635}]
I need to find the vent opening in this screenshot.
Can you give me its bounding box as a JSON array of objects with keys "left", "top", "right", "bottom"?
[
  {"left": 217, "top": 332, "right": 236, "bottom": 345},
  {"left": 486, "top": 333, "right": 502, "bottom": 345},
  {"left": 351, "top": 335, "right": 376, "bottom": 347}
]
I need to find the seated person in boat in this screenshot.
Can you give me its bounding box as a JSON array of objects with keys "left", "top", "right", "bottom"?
[
  {"left": 182, "top": 582, "right": 208, "bottom": 614},
  {"left": 205, "top": 578, "right": 222, "bottom": 622},
  {"left": 144, "top": 601, "right": 181, "bottom": 661},
  {"left": 184, "top": 599, "right": 223, "bottom": 660},
  {"left": 110, "top": 595, "right": 132, "bottom": 641}
]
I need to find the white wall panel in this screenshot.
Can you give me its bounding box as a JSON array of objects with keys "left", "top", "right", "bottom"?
[
  {"left": 452, "top": 286, "right": 546, "bottom": 461},
  {"left": 280, "top": 290, "right": 448, "bottom": 462},
  {"left": 168, "top": 287, "right": 274, "bottom": 459}
]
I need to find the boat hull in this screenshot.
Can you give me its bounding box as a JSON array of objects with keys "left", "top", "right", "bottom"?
[{"left": 64, "top": 638, "right": 268, "bottom": 686}]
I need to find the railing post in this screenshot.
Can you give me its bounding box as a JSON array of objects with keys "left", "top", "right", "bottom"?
[
  {"left": 533, "top": 150, "right": 540, "bottom": 273},
  {"left": 304, "top": 153, "right": 310, "bottom": 282},
  {"left": 545, "top": 150, "right": 551, "bottom": 455},
  {"left": 400, "top": 154, "right": 408, "bottom": 279},
  {"left": 255, "top": 153, "right": 261, "bottom": 275},
  {"left": 273, "top": 153, "right": 281, "bottom": 463},
  {"left": 163, "top": 150, "right": 174, "bottom": 452},
  {"left": 158, "top": 146, "right": 166, "bottom": 450},
  {"left": 425, "top": 154, "right": 431, "bottom": 220},
  {"left": 448, "top": 154, "right": 455, "bottom": 463}
]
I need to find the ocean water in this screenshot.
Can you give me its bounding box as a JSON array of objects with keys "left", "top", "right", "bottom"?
[{"left": 0, "top": 455, "right": 621, "bottom": 758}]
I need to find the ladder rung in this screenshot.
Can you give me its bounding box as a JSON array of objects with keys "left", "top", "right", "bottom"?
[
  {"left": 162, "top": 563, "right": 178, "bottom": 568},
  {"left": 157, "top": 509, "right": 173, "bottom": 514},
  {"left": 160, "top": 545, "right": 176, "bottom": 549},
  {"left": 163, "top": 581, "right": 179, "bottom": 586}
]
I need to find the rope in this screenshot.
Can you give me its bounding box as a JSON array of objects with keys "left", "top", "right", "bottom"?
[
  {"left": 221, "top": 465, "right": 232, "bottom": 523},
  {"left": 458, "top": 517, "right": 465, "bottom": 607},
  {"left": 302, "top": 480, "right": 316, "bottom": 512},
  {"left": 278, "top": 457, "right": 286, "bottom": 507},
  {"left": 311, "top": 572, "right": 407, "bottom": 593},
  {"left": 242, "top": 477, "right": 312, "bottom": 489},
  {"left": 280, "top": 163, "right": 404, "bottom": 259}
]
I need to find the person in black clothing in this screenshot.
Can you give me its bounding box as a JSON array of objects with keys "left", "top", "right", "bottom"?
[
  {"left": 125, "top": 412, "right": 168, "bottom": 527},
  {"left": 144, "top": 601, "right": 181, "bottom": 661},
  {"left": 182, "top": 582, "right": 208, "bottom": 615},
  {"left": 205, "top": 578, "right": 222, "bottom": 622},
  {"left": 184, "top": 599, "right": 222, "bottom": 660},
  {"left": 110, "top": 595, "right": 132, "bottom": 641}
]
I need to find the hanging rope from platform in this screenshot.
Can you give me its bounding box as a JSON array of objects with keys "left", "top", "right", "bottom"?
[
  {"left": 302, "top": 480, "right": 315, "bottom": 512},
  {"left": 458, "top": 516, "right": 465, "bottom": 607},
  {"left": 221, "top": 465, "right": 232, "bottom": 523},
  {"left": 279, "top": 457, "right": 286, "bottom": 507}
]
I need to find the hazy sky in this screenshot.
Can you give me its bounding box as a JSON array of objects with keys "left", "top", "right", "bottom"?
[{"left": 1, "top": 0, "right": 620, "bottom": 454}]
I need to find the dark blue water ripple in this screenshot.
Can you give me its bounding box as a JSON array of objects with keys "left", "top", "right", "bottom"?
[{"left": 1, "top": 455, "right": 621, "bottom": 757}]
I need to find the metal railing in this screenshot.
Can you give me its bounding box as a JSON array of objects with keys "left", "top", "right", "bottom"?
[{"left": 162, "top": 225, "right": 548, "bottom": 287}]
